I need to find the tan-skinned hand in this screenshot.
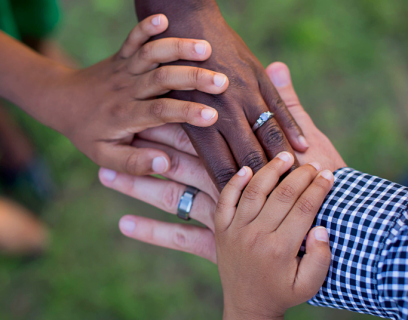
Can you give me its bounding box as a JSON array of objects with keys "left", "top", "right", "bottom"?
[
  {"left": 0, "top": 14, "right": 229, "bottom": 176},
  {"left": 215, "top": 155, "right": 332, "bottom": 319}
]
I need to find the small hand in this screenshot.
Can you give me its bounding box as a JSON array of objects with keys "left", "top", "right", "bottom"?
[
  {"left": 100, "top": 62, "right": 344, "bottom": 262},
  {"left": 216, "top": 155, "right": 332, "bottom": 319},
  {"left": 48, "top": 14, "right": 229, "bottom": 176}
]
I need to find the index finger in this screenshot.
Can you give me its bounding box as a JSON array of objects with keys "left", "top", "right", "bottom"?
[
  {"left": 215, "top": 167, "right": 253, "bottom": 233},
  {"left": 119, "top": 14, "right": 169, "bottom": 59}
]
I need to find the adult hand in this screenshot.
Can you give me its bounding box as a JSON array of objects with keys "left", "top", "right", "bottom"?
[
  {"left": 0, "top": 16, "right": 228, "bottom": 177},
  {"left": 136, "top": 0, "right": 308, "bottom": 190},
  {"left": 100, "top": 62, "right": 346, "bottom": 263},
  {"left": 266, "top": 62, "right": 346, "bottom": 172}
]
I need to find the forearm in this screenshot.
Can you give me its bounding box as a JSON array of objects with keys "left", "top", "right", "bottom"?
[
  {"left": 306, "top": 168, "right": 408, "bottom": 318},
  {"left": 0, "top": 31, "right": 68, "bottom": 127}
]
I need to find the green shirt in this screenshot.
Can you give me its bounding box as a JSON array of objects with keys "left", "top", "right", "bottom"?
[{"left": 0, "top": 0, "right": 60, "bottom": 40}]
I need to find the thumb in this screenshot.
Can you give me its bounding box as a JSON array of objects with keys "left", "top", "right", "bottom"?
[
  {"left": 294, "top": 226, "right": 331, "bottom": 300},
  {"left": 266, "top": 62, "right": 303, "bottom": 112},
  {"left": 97, "top": 145, "right": 171, "bottom": 176}
]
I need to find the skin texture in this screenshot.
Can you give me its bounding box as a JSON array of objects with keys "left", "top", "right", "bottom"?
[
  {"left": 135, "top": 0, "right": 309, "bottom": 191},
  {"left": 100, "top": 62, "right": 346, "bottom": 263},
  {"left": 0, "top": 15, "right": 230, "bottom": 176},
  {"left": 215, "top": 157, "right": 332, "bottom": 319}
]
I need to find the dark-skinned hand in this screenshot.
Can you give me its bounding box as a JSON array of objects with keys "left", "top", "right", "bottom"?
[{"left": 135, "top": 0, "right": 308, "bottom": 190}]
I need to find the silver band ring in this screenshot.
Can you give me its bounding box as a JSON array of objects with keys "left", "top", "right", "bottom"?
[
  {"left": 177, "top": 186, "right": 199, "bottom": 220},
  {"left": 252, "top": 111, "right": 274, "bottom": 132}
]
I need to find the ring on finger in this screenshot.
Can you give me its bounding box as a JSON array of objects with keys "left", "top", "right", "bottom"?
[
  {"left": 252, "top": 111, "right": 274, "bottom": 132},
  {"left": 177, "top": 186, "right": 199, "bottom": 220}
]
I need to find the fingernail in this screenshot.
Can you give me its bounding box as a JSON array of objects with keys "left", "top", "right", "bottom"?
[
  {"left": 319, "top": 170, "right": 334, "bottom": 181},
  {"left": 277, "top": 151, "right": 292, "bottom": 162},
  {"left": 298, "top": 135, "right": 309, "bottom": 148},
  {"left": 152, "top": 156, "right": 169, "bottom": 173},
  {"left": 309, "top": 162, "right": 321, "bottom": 171},
  {"left": 314, "top": 227, "right": 329, "bottom": 243},
  {"left": 201, "top": 108, "right": 217, "bottom": 121},
  {"left": 100, "top": 168, "right": 117, "bottom": 182},
  {"left": 194, "top": 42, "right": 207, "bottom": 55},
  {"left": 237, "top": 167, "right": 247, "bottom": 177},
  {"left": 120, "top": 219, "right": 136, "bottom": 233},
  {"left": 213, "top": 74, "right": 227, "bottom": 87},
  {"left": 151, "top": 15, "right": 161, "bottom": 26},
  {"left": 271, "top": 68, "right": 290, "bottom": 87}
]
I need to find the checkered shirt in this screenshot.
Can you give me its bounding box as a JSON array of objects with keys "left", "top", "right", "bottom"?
[{"left": 306, "top": 168, "right": 408, "bottom": 319}]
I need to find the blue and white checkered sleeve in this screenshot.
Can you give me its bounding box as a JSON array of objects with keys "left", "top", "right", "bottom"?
[{"left": 306, "top": 167, "right": 408, "bottom": 319}]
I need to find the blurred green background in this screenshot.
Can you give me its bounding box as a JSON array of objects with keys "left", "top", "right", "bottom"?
[{"left": 1, "top": 0, "right": 408, "bottom": 319}]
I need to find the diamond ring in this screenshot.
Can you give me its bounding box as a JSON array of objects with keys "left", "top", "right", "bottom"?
[{"left": 252, "top": 111, "right": 274, "bottom": 132}]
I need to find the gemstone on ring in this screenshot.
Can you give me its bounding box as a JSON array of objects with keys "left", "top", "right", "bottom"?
[{"left": 252, "top": 111, "right": 274, "bottom": 132}]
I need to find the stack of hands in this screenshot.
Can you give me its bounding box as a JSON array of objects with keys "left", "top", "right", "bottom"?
[
  {"left": 91, "top": 13, "right": 345, "bottom": 318},
  {"left": 0, "top": 7, "right": 349, "bottom": 319},
  {"left": 3, "top": 0, "right": 408, "bottom": 317}
]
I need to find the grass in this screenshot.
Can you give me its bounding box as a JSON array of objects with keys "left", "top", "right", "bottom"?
[{"left": 1, "top": 0, "right": 408, "bottom": 319}]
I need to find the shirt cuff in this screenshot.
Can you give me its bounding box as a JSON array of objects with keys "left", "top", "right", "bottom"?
[{"left": 306, "top": 167, "right": 408, "bottom": 318}]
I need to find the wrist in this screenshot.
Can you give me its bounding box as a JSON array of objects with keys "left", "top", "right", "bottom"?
[
  {"left": 136, "top": 0, "right": 219, "bottom": 19},
  {"left": 23, "top": 64, "right": 75, "bottom": 132},
  {"left": 135, "top": 0, "right": 223, "bottom": 38}
]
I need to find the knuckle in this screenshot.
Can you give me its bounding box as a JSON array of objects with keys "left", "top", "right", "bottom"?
[
  {"left": 270, "top": 95, "right": 285, "bottom": 112},
  {"left": 296, "top": 197, "right": 316, "bottom": 216},
  {"left": 260, "top": 123, "right": 286, "bottom": 147},
  {"left": 124, "top": 152, "right": 140, "bottom": 175},
  {"left": 172, "top": 229, "right": 212, "bottom": 257},
  {"left": 150, "top": 100, "right": 167, "bottom": 119},
  {"left": 153, "top": 67, "right": 169, "bottom": 85},
  {"left": 244, "top": 230, "right": 263, "bottom": 251},
  {"left": 139, "top": 20, "right": 150, "bottom": 35},
  {"left": 173, "top": 38, "right": 184, "bottom": 56},
  {"left": 242, "top": 183, "right": 264, "bottom": 202},
  {"left": 181, "top": 102, "right": 195, "bottom": 120},
  {"left": 214, "top": 168, "right": 236, "bottom": 190},
  {"left": 240, "top": 151, "right": 265, "bottom": 173},
  {"left": 274, "top": 184, "right": 297, "bottom": 204},
  {"left": 286, "top": 117, "right": 300, "bottom": 131},
  {"left": 174, "top": 127, "right": 192, "bottom": 151},
  {"left": 189, "top": 67, "right": 205, "bottom": 84},
  {"left": 108, "top": 103, "right": 124, "bottom": 119},
  {"left": 216, "top": 197, "right": 229, "bottom": 214},
  {"left": 162, "top": 182, "right": 182, "bottom": 212},
  {"left": 271, "top": 240, "right": 287, "bottom": 260},
  {"left": 167, "top": 152, "right": 182, "bottom": 176},
  {"left": 139, "top": 43, "right": 153, "bottom": 61}
]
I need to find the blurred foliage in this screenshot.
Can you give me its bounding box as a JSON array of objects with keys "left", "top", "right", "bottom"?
[{"left": 1, "top": 0, "right": 408, "bottom": 319}]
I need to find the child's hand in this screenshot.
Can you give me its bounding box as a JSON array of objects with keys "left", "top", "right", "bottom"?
[
  {"left": 45, "top": 14, "right": 228, "bottom": 175},
  {"left": 215, "top": 152, "right": 333, "bottom": 320}
]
